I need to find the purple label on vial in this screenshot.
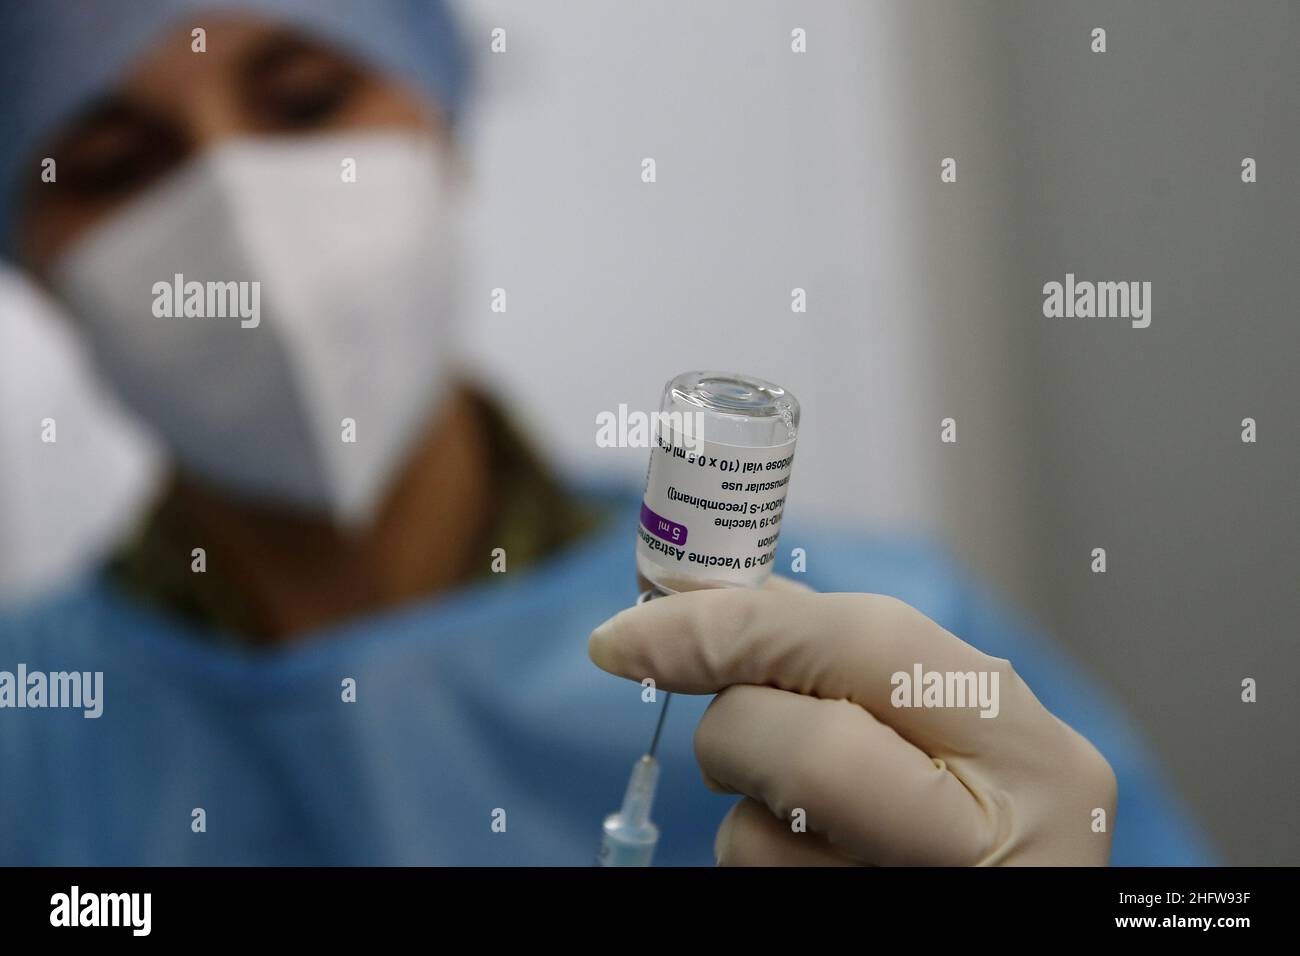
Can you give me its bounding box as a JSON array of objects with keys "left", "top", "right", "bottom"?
[{"left": 640, "top": 502, "right": 688, "bottom": 546}]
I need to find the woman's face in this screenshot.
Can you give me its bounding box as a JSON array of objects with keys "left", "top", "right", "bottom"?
[{"left": 19, "top": 15, "right": 450, "bottom": 275}]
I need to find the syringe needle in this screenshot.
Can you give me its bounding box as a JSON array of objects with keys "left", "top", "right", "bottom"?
[
  {"left": 597, "top": 589, "right": 672, "bottom": 865},
  {"left": 648, "top": 691, "right": 672, "bottom": 758}
]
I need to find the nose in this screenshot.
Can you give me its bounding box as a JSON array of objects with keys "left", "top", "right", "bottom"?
[{"left": 183, "top": 85, "right": 256, "bottom": 152}]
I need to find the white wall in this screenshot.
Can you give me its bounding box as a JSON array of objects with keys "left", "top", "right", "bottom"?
[{"left": 453, "top": 0, "right": 947, "bottom": 536}]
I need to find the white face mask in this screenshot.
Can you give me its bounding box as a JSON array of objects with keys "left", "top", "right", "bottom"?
[{"left": 51, "top": 130, "right": 460, "bottom": 528}]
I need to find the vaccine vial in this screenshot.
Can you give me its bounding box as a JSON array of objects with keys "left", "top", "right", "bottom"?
[{"left": 636, "top": 371, "right": 799, "bottom": 593}]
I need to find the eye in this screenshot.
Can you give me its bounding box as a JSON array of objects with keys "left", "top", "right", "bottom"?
[
  {"left": 49, "top": 102, "right": 187, "bottom": 202},
  {"left": 245, "top": 39, "right": 363, "bottom": 130}
]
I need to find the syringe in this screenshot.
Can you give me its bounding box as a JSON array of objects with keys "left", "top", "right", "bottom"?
[{"left": 597, "top": 687, "right": 672, "bottom": 867}]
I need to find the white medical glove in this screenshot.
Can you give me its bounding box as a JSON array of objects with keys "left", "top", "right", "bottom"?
[{"left": 589, "top": 579, "right": 1117, "bottom": 866}]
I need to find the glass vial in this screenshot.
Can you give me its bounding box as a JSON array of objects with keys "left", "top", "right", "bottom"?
[{"left": 635, "top": 371, "right": 800, "bottom": 593}]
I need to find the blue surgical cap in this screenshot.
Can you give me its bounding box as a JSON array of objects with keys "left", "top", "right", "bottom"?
[{"left": 0, "top": 0, "right": 470, "bottom": 258}]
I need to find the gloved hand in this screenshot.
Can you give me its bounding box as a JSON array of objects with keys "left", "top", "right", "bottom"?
[{"left": 589, "top": 580, "right": 1117, "bottom": 866}]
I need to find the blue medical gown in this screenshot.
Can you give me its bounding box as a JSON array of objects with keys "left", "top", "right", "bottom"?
[{"left": 0, "top": 487, "right": 1215, "bottom": 865}]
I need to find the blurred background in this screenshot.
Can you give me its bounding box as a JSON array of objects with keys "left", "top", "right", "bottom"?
[{"left": 1, "top": 0, "right": 1296, "bottom": 863}]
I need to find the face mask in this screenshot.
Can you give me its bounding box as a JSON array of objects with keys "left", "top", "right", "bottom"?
[{"left": 51, "top": 130, "right": 461, "bottom": 528}]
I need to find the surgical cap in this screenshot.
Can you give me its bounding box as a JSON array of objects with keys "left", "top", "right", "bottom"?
[{"left": 0, "top": 0, "right": 470, "bottom": 257}]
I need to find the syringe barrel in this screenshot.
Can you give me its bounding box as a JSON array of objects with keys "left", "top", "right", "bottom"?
[
  {"left": 596, "top": 754, "right": 662, "bottom": 866},
  {"left": 596, "top": 813, "right": 660, "bottom": 867}
]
